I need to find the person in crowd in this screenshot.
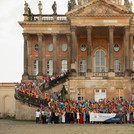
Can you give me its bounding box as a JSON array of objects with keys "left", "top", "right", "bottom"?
[
  {"left": 130, "top": 110, "right": 133, "bottom": 123},
  {"left": 55, "top": 110, "right": 59, "bottom": 123},
  {"left": 43, "top": 107, "right": 47, "bottom": 124},
  {"left": 70, "top": 110, "right": 74, "bottom": 123},
  {"left": 51, "top": 109, "right": 55, "bottom": 124},
  {"left": 80, "top": 110, "right": 83, "bottom": 124},
  {"left": 48, "top": 109, "right": 52, "bottom": 124},
  {"left": 86, "top": 109, "right": 89, "bottom": 123},
  {"left": 76, "top": 109, "right": 80, "bottom": 124},
  {"left": 127, "top": 110, "right": 130, "bottom": 124},
  {"left": 35, "top": 109, "right": 41, "bottom": 123},
  {"left": 74, "top": 109, "right": 77, "bottom": 124},
  {"left": 83, "top": 109, "right": 86, "bottom": 124},
  {"left": 41, "top": 109, "right": 45, "bottom": 124},
  {"left": 62, "top": 109, "right": 66, "bottom": 123}
]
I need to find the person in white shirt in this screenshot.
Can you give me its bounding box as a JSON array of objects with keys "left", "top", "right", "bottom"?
[{"left": 36, "top": 109, "right": 41, "bottom": 123}]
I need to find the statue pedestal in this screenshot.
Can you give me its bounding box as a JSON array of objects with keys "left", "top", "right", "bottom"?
[
  {"left": 108, "top": 72, "right": 115, "bottom": 78},
  {"left": 86, "top": 72, "right": 92, "bottom": 78},
  {"left": 22, "top": 74, "right": 28, "bottom": 80}
]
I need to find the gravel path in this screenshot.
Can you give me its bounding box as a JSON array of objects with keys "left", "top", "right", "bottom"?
[{"left": 0, "top": 119, "right": 134, "bottom": 134}]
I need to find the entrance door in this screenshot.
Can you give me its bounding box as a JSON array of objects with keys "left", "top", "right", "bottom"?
[{"left": 95, "top": 89, "right": 106, "bottom": 102}]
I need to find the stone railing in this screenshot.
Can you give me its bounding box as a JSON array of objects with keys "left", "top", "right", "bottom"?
[
  {"left": 28, "top": 75, "right": 37, "bottom": 80},
  {"left": 25, "top": 14, "right": 68, "bottom": 22},
  {"left": 15, "top": 90, "right": 48, "bottom": 107},
  {"left": 115, "top": 72, "right": 124, "bottom": 77},
  {"left": 93, "top": 72, "right": 108, "bottom": 78},
  {"left": 79, "top": 72, "right": 86, "bottom": 77},
  {"left": 42, "top": 72, "right": 70, "bottom": 91}
]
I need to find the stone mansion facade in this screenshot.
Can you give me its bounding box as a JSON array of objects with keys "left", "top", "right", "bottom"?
[{"left": 19, "top": 0, "right": 134, "bottom": 101}]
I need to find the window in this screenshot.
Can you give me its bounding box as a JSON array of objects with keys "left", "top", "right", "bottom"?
[
  {"left": 48, "top": 44, "right": 53, "bottom": 52},
  {"left": 114, "top": 60, "right": 120, "bottom": 72},
  {"left": 47, "top": 60, "right": 53, "bottom": 75},
  {"left": 33, "top": 60, "right": 38, "bottom": 75},
  {"left": 80, "top": 60, "right": 87, "bottom": 72},
  {"left": 77, "top": 88, "right": 85, "bottom": 101},
  {"left": 116, "top": 89, "right": 123, "bottom": 99},
  {"left": 34, "top": 44, "right": 39, "bottom": 51},
  {"left": 114, "top": 44, "right": 119, "bottom": 52},
  {"left": 62, "top": 43, "right": 67, "bottom": 51},
  {"left": 61, "top": 60, "right": 68, "bottom": 73},
  {"left": 95, "top": 50, "right": 106, "bottom": 72},
  {"left": 81, "top": 44, "right": 86, "bottom": 52}
]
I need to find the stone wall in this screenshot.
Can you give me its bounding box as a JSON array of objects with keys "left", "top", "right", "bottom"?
[
  {"left": 69, "top": 77, "right": 132, "bottom": 101},
  {"left": 15, "top": 100, "right": 37, "bottom": 120},
  {"left": 0, "top": 83, "right": 16, "bottom": 117}
]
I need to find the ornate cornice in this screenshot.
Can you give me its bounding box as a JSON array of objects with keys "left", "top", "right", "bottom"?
[{"left": 18, "top": 21, "right": 70, "bottom": 26}]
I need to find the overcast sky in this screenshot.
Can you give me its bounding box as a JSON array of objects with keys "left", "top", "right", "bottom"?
[{"left": 0, "top": 0, "right": 133, "bottom": 83}]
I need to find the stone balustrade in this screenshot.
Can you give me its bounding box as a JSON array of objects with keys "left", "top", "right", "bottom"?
[{"left": 24, "top": 14, "right": 68, "bottom": 22}]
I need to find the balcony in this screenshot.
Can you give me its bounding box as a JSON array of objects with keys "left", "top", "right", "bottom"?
[
  {"left": 79, "top": 72, "right": 86, "bottom": 77},
  {"left": 115, "top": 72, "right": 124, "bottom": 77},
  {"left": 28, "top": 75, "right": 36, "bottom": 80},
  {"left": 92, "top": 72, "right": 108, "bottom": 78}
]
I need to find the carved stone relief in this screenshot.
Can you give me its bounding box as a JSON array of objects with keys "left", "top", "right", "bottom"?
[{"left": 76, "top": 3, "right": 119, "bottom": 15}]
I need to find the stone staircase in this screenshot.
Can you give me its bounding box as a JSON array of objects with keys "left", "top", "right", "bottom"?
[{"left": 15, "top": 72, "right": 70, "bottom": 107}]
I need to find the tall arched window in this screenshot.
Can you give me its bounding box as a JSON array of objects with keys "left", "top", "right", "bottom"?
[
  {"left": 80, "top": 60, "right": 87, "bottom": 72},
  {"left": 33, "top": 60, "right": 38, "bottom": 75},
  {"left": 95, "top": 50, "right": 106, "bottom": 72},
  {"left": 114, "top": 60, "right": 120, "bottom": 72},
  {"left": 61, "top": 60, "right": 68, "bottom": 73},
  {"left": 47, "top": 60, "right": 53, "bottom": 76}
]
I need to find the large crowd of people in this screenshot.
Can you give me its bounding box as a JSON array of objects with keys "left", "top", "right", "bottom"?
[
  {"left": 15, "top": 72, "right": 68, "bottom": 100},
  {"left": 15, "top": 72, "right": 134, "bottom": 124},
  {"left": 35, "top": 98, "right": 134, "bottom": 124}
]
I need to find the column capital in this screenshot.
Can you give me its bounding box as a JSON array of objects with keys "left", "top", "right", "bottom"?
[
  {"left": 124, "top": 26, "right": 130, "bottom": 31},
  {"left": 37, "top": 33, "right": 43, "bottom": 37},
  {"left": 22, "top": 33, "right": 29, "bottom": 39},
  {"left": 66, "top": 33, "right": 71, "bottom": 37},
  {"left": 86, "top": 26, "right": 92, "bottom": 30},
  {"left": 71, "top": 26, "right": 77, "bottom": 32},
  {"left": 52, "top": 33, "right": 57, "bottom": 37},
  {"left": 108, "top": 26, "right": 114, "bottom": 30}
]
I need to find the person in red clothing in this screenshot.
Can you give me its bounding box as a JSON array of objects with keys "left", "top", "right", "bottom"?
[{"left": 79, "top": 110, "right": 83, "bottom": 123}]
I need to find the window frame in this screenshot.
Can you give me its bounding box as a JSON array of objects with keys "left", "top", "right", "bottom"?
[{"left": 95, "top": 50, "right": 106, "bottom": 72}]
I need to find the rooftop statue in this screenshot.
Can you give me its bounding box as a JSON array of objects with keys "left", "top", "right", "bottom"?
[
  {"left": 24, "top": 1, "right": 29, "bottom": 14},
  {"left": 77, "top": 0, "right": 90, "bottom": 5},
  {"left": 68, "top": 1, "right": 72, "bottom": 11},
  {"left": 52, "top": 1, "right": 57, "bottom": 15},
  {"left": 38, "top": 1, "right": 43, "bottom": 14},
  {"left": 124, "top": 0, "right": 129, "bottom": 5},
  {"left": 70, "top": 0, "right": 76, "bottom": 9}
]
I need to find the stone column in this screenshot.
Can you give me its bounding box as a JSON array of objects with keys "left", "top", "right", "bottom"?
[
  {"left": 130, "top": 35, "right": 133, "bottom": 70},
  {"left": 53, "top": 33, "right": 57, "bottom": 74},
  {"left": 87, "top": 26, "right": 92, "bottom": 72},
  {"left": 22, "top": 33, "right": 29, "bottom": 79},
  {"left": 124, "top": 26, "right": 130, "bottom": 72},
  {"left": 109, "top": 26, "right": 114, "bottom": 72},
  {"left": 71, "top": 26, "right": 78, "bottom": 73},
  {"left": 38, "top": 34, "right": 43, "bottom": 76},
  {"left": 67, "top": 34, "right": 71, "bottom": 71}
]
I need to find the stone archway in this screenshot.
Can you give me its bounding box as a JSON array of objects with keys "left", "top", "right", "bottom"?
[{"left": 2, "top": 95, "right": 14, "bottom": 117}]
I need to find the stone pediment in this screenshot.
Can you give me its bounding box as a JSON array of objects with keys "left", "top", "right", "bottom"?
[{"left": 66, "top": 0, "right": 132, "bottom": 16}]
